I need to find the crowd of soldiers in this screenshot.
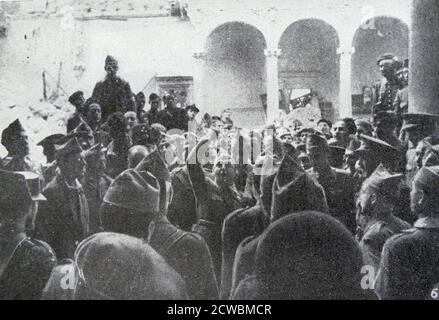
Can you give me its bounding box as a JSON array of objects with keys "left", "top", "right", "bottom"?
[{"left": 0, "top": 53, "right": 438, "bottom": 300}]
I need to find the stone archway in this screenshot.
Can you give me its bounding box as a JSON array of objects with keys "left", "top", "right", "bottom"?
[
  {"left": 201, "top": 22, "right": 267, "bottom": 128},
  {"left": 278, "top": 19, "right": 340, "bottom": 122},
  {"left": 351, "top": 16, "right": 409, "bottom": 117}
]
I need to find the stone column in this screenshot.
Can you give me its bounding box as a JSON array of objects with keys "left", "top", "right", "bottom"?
[
  {"left": 409, "top": 0, "right": 439, "bottom": 116},
  {"left": 264, "top": 48, "right": 281, "bottom": 124},
  {"left": 337, "top": 46, "right": 355, "bottom": 118},
  {"left": 192, "top": 51, "right": 207, "bottom": 108}
]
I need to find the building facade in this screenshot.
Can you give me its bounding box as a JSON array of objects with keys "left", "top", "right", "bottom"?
[{"left": 0, "top": 0, "right": 410, "bottom": 128}]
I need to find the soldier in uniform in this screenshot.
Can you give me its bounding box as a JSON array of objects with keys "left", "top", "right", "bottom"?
[
  {"left": 91, "top": 55, "right": 136, "bottom": 123},
  {"left": 66, "top": 91, "right": 86, "bottom": 133},
  {"left": 81, "top": 144, "right": 113, "bottom": 235},
  {"left": 157, "top": 94, "right": 189, "bottom": 131},
  {"left": 186, "top": 138, "right": 249, "bottom": 281},
  {"left": 37, "top": 134, "right": 66, "bottom": 185},
  {"left": 375, "top": 166, "right": 439, "bottom": 300},
  {"left": 101, "top": 163, "right": 219, "bottom": 300},
  {"left": 0, "top": 170, "right": 56, "bottom": 300},
  {"left": 1, "top": 119, "right": 42, "bottom": 175},
  {"left": 306, "top": 134, "right": 356, "bottom": 233},
  {"left": 34, "top": 138, "right": 90, "bottom": 260},
  {"left": 74, "top": 99, "right": 111, "bottom": 150},
  {"left": 373, "top": 53, "right": 402, "bottom": 117},
  {"left": 356, "top": 165, "right": 411, "bottom": 272}
]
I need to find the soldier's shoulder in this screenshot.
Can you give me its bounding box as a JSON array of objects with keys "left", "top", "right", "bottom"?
[
  {"left": 384, "top": 228, "right": 418, "bottom": 248},
  {"left": 24, "top": 238, "right": 57, "bottom": 263}
]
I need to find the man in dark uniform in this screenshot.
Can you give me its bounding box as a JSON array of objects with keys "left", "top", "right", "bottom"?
[
  {"left": 356, "top": 165, "right": 411, "bottom": 272},
  {"left": 74, "top": 99, "right": 111, "bottom": 149},
  {"left": 81, "top": 144, "right": 113, "bottom": 235},
  {"left": 401, "top": 112, "right": 439, "bottom": 185},
  {"left": 101, "top": 164, "right": 218, "bottom": 300},
  {"left": 37, "top": 134, "right": 65, "bottom": 185},
  {"left": 91, "top": 55, "right": 136, "bottom": 123},
  {"left": 143, "top": 93, "right": 161, "bottom": 125},
  {"left": 373, "top": 53, "right": 401, "bottom": 117},
  {"left": 0, "top": 170, "right": 56, "bottom": 300},
  {"left": 186, "top": 138, "right": 249, "bottom": 281},
  {"left": 157, "top": 94, "right": 188, "bottom": 131},
  {"left": 1, "top": 119, "right": 42, "bottom": 175},
  {"left": 34, "top": 138, "right": 90, "bottom": 260},
  {"left": 66, "top": 91, "right": 86, "bottom": 133},
  {"left": 306, "top": 134, "right": 356, "bottom": 234},
  {"left": 376, "top": 166, "right": 439, "bottom": 300}
]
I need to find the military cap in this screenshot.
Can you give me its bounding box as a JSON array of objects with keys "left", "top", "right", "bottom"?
[
  {"left": 1, "top": 119, "right": 26, "bottom": 147},
  {"left": 105, "top": 55, "right": 117, "bottom": 66},
  {"left": 103, "top": 169, "right": 160, "bottom": 215},
  {"left": 271, "top": 154, "right": 328, "bottom": 221},
  {"left": 68, "top": 91, "right": 84, "bottom": 105},
  {"left": 37, "top": 134, "right": 66, "bottom": 149},
  {"left": 135, "top": 149, "right": 172, "bottom": 213},
  {"left": 277, "top": 128, "right": 292, "bottom": 139},
  {"left": 401, "top": 113, "right": 439, "bottom": 131},
  {"left": 254, "top": 211, "right": 364, "bottom": 299},
  {"left": 317, "top": 118, "right": 332, "bottom": 128},
  {"left": 185, "top": 104, "right": 199, "bottom": 113},
  {"left": 54, "top": 137, "right": 83, "bottom": 160},
  {"left": 306, "top": 133, "right": 329, "bottom": 151},
  {"left": 361, "top": 164, "right": 403, "bottom": 201},
  {"left": 73, "top": 232, "right": 187, "bottom": 300},
  {"left": 377, "top": 53, "right": 395, "bottom": 65},
  {"left": 413, "top": 165, "right": 439, "bottom": 193},
  {"left": 0, "top": 169, "right": 32, "bottom": 209},
  {"left": 298, "top": 127, "right": 316, "bottom": 136},
  {"left": 354, "top": 134, "right": 397, "bottom": 155}
]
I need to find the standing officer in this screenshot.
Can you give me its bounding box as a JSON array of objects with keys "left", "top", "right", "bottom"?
[
  {"left": 92, "top": 55, "right": 136, "bottom": 123},
  {"left": 34, "top": 138, "right": 90, "bottom": 260}
]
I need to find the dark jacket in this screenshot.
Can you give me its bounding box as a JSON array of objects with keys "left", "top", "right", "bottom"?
[
  {"left": 157, "top": 107, "right": 189, "bottom": 131},
  {"left": 34, "top": 175, "right": 90, "bottom": 260},
  {"left": 92, "top": 76, "right": 136, "bottom": 122},
  {"left": 375, "top": 226, "right": 439, "bottom": 300},
  {"left": 220, "top": 205, "right": 264, "bottom": 299},
  {"left": 0, "top": 238, "right": 56, "bottom": 300},
  {"left": 168, "top": 166, "right": 197, "bottom": 231},
  {"left": 359, "top": 216, "right": 411, "bottom": 272},
  {"left": 149, "top": 217, "right": 219, "bottom": 300}
]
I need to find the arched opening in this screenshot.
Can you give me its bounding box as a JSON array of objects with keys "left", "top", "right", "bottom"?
[
  {"left": 351, "top": 16, "right": 409, "bottom": 117},
  {"left": 202, "top": 22, "right": 267, "bottom": 128},
  {"left": 278, "top": 19, "right": 340, "bottom": 124}
]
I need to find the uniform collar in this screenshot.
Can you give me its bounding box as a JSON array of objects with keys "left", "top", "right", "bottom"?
[{"left": 414, "top": 216, "right": 439, "bottom": 229}]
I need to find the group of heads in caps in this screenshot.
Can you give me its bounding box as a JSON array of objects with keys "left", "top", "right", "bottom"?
[{"left": 1, "top": 50, "right": 439, "bottom": 302}]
